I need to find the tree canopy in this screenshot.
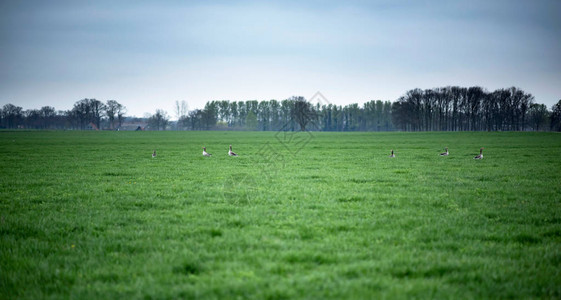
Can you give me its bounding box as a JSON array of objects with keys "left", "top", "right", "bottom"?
[{"left": 1, "top": 87, "right": 558, "bottom": 131}]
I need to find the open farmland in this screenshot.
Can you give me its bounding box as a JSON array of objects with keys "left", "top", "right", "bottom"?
[{"left": 1, "top": 130, "right": 561, "bottom": 299}]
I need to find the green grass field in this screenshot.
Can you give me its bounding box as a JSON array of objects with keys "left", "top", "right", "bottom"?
[{"left": 1, "top": 130, "right": 561, "bottom": 299}]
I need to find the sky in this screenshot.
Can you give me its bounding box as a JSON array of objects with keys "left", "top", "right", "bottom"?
[{"left": 1, "top": 0, "right": 560, "bottom": 118}]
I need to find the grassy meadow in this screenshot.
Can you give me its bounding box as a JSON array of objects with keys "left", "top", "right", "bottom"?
[{"left": 1, "top": 130, "right": 561, "bottom": 299}]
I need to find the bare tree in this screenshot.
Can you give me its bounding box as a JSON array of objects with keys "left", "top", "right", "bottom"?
[
  {"left": 90, "top": 99, "right": 105, "bottom": 130},
  {"left": 40, "top": 106, "right": 56, "bottom": 129},
  {"left": 528, "top": 103, "right": 550, "bottom": 131},
  {"left": 1, "top": 104, "right": 24, "bottom": 128},
  {"left": 106, "top": 100, "right": 125, "bottom": 129},
  {"left": 71, "top": 98, "right": 104, "bottom": 130},
  {"left": 72, "top": 99, "right": 90, "bottom": 129},
  {"left": 551, "top": 99, "right": 561, "bottom": 131},
  {"left": 174, "top": 100, "right": 188, "bottom": 120},
  {"left": 117, "top": 105, "right": 126, "bottom": 129},
  {"left": 174, "top": 100, "right": 188, "bottom": 130},
  {"left": 292, "top": 96, "right": 314, "bottom": 131},
  {"left": 148, "top": 109, "right": 169, "bottom": 130},
  {"left": 24, "top": 109, "right": 41, "bottom": 129}
]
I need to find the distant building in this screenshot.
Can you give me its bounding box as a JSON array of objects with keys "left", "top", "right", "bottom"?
[{"left": 118, "top": 120, "right": 148, "bottom": 131}]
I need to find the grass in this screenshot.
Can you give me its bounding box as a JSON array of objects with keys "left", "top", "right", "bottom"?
[{"left": 1, "top": 130, "right": 561, "bottom": 299}]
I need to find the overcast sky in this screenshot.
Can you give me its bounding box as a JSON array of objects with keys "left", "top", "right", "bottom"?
[{"left": 1, "top": 0, "right": 560, "bottom": 118}]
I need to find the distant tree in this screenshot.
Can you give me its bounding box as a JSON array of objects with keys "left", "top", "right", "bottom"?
[
  {"left": 406, "top": 88, "right": 423, "bottom": 131},
  {"left": 229, "top": 101, "right": 239, "bottom": 128},
  {"left": 13, "top": 87, "right": 552, "bottom": 132},
  {"left": 388, "top": 86, "right": 542, "bottom": 132},
  {"left": 2, "top": 103, "right": 24, "bottom": 129},
  {"left": 246, "top": 100, "right": 259, "bottom": 119},
  {"left": 519, "top": 92, "right": 534, "bottom": 130},
  {"left": 24, "top": 109, "right": 41, "bottom": 129},
  {"left": 292, "top": 96, "right": 314, "bottom": 131},
  {"left": 90, "top": 99, "right": 105, "bottom": 130},
  {"left": 507, "top": 87, "right": 527, "bottom": 131},
  {"left": 528, "top": 103, "right": 550, "bottom": 131},
  {"left": 423, "top": 89, "right": 436, "bottom": 131},
  {"left": 174, "top": 100, "right": 188, "bottom": 130},
  {"left": 63, "top": 110, "right": 77, "bottom": 129},
  {"left": 72, "top": 99, "right": 90, "bottom": 129},
  {"left": 202, "top": 102, "right": 218, "bottom": 129},
  {"left": 188, "top": 109, "right": 203, "bottom": 130},
  {"left": 551, "top": 99, "right": 561, "bottom": 131},
  {"left": 280, "top": 99, "right": 294, "bottom": 131},
  {"left": 319, "top": 104, "right": 332, "bottom": 131},
  {"left": 491, "top": 88, "right": 510, "bottom": 131},
  {"left": 482, "top": 91, "right": 497, "bottom": 131},
  {"left": 269, "top": 100, "right": 281, "bottom": 131},
  {"left": 106, "top": 100, "right": 125, "bottom": 129},
  {"left": 54, "top": 110, "right": 69, "bottom": 129},
  {"left": 449, "top": 86, "right": 464, "bottom": 131},
  {"left": 148, "top": 109, "right": 169, "bottom": 130},
  {"left": 382, "top": 101, "right": 393, "bottom": 131},
  {"left": 258, "top": 101, "right": 270, "bottom": 131},
  {"left": 71, "top": 98, "right": 104, "bottom": 129},
  {"left": 39, "top": 106, "right": 56, "bottom": 129},
  {"left": 216, "top": 100, "right": 230, "bottom": 125},
  {"left": 237, "top": 101, "right": 247, "bottom": 128},
  {"left": 466, "top": 86, "right": 485, "bottom": 130},
  {"left": 116, "top": 105, "right": 126, "bottom": 129},
  {"left": 245, "top": 111, "right": 258, "bottom": 130},
  {"left": 343, "top": 103, "right": 361, "bottom": 131}
]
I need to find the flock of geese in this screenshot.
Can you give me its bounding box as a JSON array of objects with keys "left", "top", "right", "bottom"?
[
  {"left": 201, "top": 145, "right": 238, "bottom": 157},
  {"left": 152, "top": 146, "right": 484, "bottom": 159},
  {"left": 151, "top": 145, "right": 238, "bottom": 158},
  {"left": 389, "top": 147, "right": 483, "bottom": 159}
]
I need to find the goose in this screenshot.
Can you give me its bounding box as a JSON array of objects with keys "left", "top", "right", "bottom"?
[
  {"left": 152, "top": 150, "right": 156, "bottom": 158},
  {"left": 203, "top": 147, "right": 212, "bottom": 157},
  {"left": 474, "top": 148, "right": 484, "bottom": 159},
  {"left": 228, "top": 145, "right": 238, "bottom": 156},
  {"left": 389, "top": 150, "right": 395, "bottom": 158},
  {"left": 440, "top": 147, "right": 449, "bottom": 156}
]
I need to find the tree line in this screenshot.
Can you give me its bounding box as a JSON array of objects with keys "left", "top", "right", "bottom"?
[
  {"left": 0, "top": 99, "right": 127, "bottom": 130},
  {"left": 176, "top": 97, "right": 393, "bottom": 131},
  {"left": 1, "top": 86, "right": 560, "bottom": 131},
  {"left": 391, "top": 86, "right": 560, "bottom": 131}
]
